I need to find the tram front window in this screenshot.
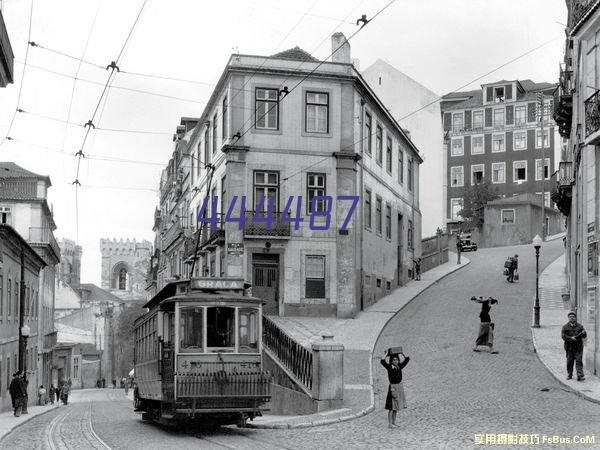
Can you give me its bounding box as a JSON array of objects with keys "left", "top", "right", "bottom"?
[
  {"left": 180, "top": 308, "right": 203, "bottom": 353},
  {"left": 207, "top": 307, "right": 235, "bottom": 350},
  {"left": 239, "top": 308, "right": 259, "bottom": 353}
]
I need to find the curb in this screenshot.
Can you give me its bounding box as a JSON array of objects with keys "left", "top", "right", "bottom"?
[
  {"left": 248, "top": 257, "right": 471, "bottom": 430},
  {"left": 531, "top": 324, "right": 600, "bottom": 406},
  {"left": 0, "top": 404, "right": 60, "bottom": 444}
]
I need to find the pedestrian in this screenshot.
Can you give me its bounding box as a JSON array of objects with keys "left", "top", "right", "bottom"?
[
  {"left": 507, "top": 254, "right": 518, "bottom": 283},
  {"left": 9, "top": 371, "right": 27, "bottom": 417},
  {"left": 60, "top": 382, "right": 71, "bottom": 405},
  {"left": 562, "top": 311, "right": 587, "bottom": 381},
  {"left": 55, "top": 382, "right": 61, "bottom": 403},
  {"left": 380, "top": 350, "right": 410, "bottom": 429},
  {"left": 412, "top": 258, "right": 422, "bottom": 281},
  {"left": 124, "top": 378, "right": 129, "bottom": 395},
  {"left": 472, "top": 296, "right": 499, "bottom": 354},
  {"left": 38, "top": 385, "right": 46, "bottom": 405},
  {"left": 49, "top": 384, "right": 55, "bottom": 404}
]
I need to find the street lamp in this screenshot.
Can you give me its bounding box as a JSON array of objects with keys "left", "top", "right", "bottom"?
[
  {"left": 532, "top": 234, "right": 542, "bottom": 328},
  {"left": 20, "top": 324, "right": 30, "bottom": 414}
]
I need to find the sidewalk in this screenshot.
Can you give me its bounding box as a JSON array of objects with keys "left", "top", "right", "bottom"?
[
  {"left": 249, "top": 252, "right": 471, "bottom": 429},
  {"left": 0, "top": 403, "right": 59, "bottom": 442},
  {"left": 532, "top": 254, "right": 600, "bottom": 404}
]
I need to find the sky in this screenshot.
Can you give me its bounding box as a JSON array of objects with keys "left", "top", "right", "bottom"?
[{"left": 0, "top": 0, "right": 568, "bottom": 285}]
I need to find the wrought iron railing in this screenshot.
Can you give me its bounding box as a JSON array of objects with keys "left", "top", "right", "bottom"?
[
  {"left": 585, "top": 90, "right": 600, "bottom": 137},
  {"left": 263, "top": 315, "right": 312, "bottom": 390},
  {"left": 176, "top": 371, "right": 270, "bottom": 398},
  {"left": 244, "top": 211, "right": 291, "bottom": 237}
]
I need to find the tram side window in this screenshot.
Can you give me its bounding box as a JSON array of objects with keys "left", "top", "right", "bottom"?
[
  {"left": 180, "top": 308, "right": 204, "bottom": 353},
  {"left": 207, "top": 307, "right": 235, "bottom": 350},
  {"left": 238, "top": 309, "right": 258, "bottom": 353}
]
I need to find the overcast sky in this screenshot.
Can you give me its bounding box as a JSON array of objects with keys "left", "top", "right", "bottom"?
[{"left": 0, "top": 0, "right": 567, "bottom": 285}]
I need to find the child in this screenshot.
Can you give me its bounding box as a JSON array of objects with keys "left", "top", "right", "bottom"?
[
  {"left": 380, "top": 350, "right": 410, "bottom": 428},
  {"left": 38, "top": 385, "right": 46, "bottom": 405}
]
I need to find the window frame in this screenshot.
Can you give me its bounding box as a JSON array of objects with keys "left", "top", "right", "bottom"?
[
  {"left": 501, "top": 209, "right": 515, "bottom": 224},
  {"left": 307, "top": 172, "right": 326, "bottom": 214},
  {"left": 472, "top": 110, "right": 484, "bottom": 130},
  {"left": 450, "top": 198, "right": 463, "bottom": 220},
  {"left": 305, "top": 255, "right": 326, "bottom": 299},
  {"left": 398, "top": 147, "right": 404, "bottom": 184},
  {"left": 515, "top": 105, "right": 526, "bottom": 125},
  {"left": 536, "top": 129, "right": 550, "bottom": 149},
  {"left": 450, "top": 165, "right": 464, "bottom": 187},
  {"left": 376, "top": 124, "right": 383, "bottom": 165},
  {"left": 305, "top": 91, "right": 329, "bottom": 134},
  {"left": 365, "top": 112, "right": 372, "bottom": 155},
  {"left": 212, "top": 113, "right": 218, "bottom": 154},
  {"left": 385, "top": 202, "right": 392, "bottom": 240},
  {"left": 254, "top": 87, "right": 279, "bottom": 131},
  {"left": 471, "top": 163, "right": 485, "bottom": 185},
  {"left": 364, "top": 189, "right": 372, "bottom": 230},
  {"left": 491, "top": 162, "right": 506, "bottom": 184},
  {"left": 222, "top": 96, "right": 228, "bottom": 143},
  {"left": 451, "top": 137, "right": 464, "bottom": 156},
  {"left": 491, "top": 132, "right": 505, "bottom": 153},
  {"left": 493, "top": 86, "right": 505, "bottom": 103},
  {"left": 452, "top": 112, "right": 464, "bottom": 132},
  {"left": 513, "top": 160, "right": 528, "bottom": 183},
  {"left": 535, "top": 158, "right": 551, "bottom": 181},
  {"left": 375, "top": 195, "right": 383, "bottom": 235},
  {"left": 513, "top": 130, "right": 527, "bottom": 150},
  {"left": 386, "top": 136, "right": 393, "bottom": 174},
  {"left": 471, "top": 134, "right": 484, "bottom": 155},
  {"left": 493, "top": 108, "right": 505, "bottom": 127},
  {"left": 253, "top": 170, "right": 280, "bottom": 212}
]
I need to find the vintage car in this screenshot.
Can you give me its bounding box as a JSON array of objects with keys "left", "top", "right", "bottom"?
[{"left": 458, "top": 233, "right": 478, "bottom": 252}]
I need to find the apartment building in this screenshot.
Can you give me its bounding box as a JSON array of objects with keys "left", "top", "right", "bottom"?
[
  {"left": 441, "top": 80, "right": 558, "bottom": 235},
  {"left": 152, "top": 33, "right": 422, "bottom": 318}
]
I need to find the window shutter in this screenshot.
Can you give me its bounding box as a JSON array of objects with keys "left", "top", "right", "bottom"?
[
  {"left": 484, "top": 133, "right": 491, "bottom": 152},
  {"left": 506, "top": 131, "right": 513, "bottom": 151},
  {"left": 505, "top": 84, "right": 513, "bottom": 100},
  {"left": 464, "top": 110, "right": 472, "bottom": 130},
  {"left": 506, "top": 105, "right": 514, "bottom": 125},
  {"left": 443, "top": 112, "right": 451, "bottom": 131},
  {"left": 485, "top": 108, "right": 492, "bottom": 127},
  {"left": 464, "top": 135, "right": 471, "bottom": 154},
  {"left": 486, "top": 86, "right": 493, "bottom": 103},
  {"left": 527, "top": 129, "right": 535, "bottom": 150},
  {"left": 527, "top": 103, "right": 536, "bottom": 122}
]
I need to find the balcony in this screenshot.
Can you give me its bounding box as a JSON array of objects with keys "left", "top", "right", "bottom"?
[
  {"left": 244, "top": 211, "right": 291, "bottom": 238},
  {"left": 585, "top": 90, "right": 600, "bottom": 140},
  {"left": 162, "top": 221, "right": 184, "bottom": 250},
  {"left": 28, "top": 227, "right": 60, "bottom": 261},
  {"left": 554, "top": 67, "right": 573, "bottom": 138},
  {"left": 184, "top": 217, "right": 225, "bottom": 257},
  {"left": 551, "top": 162, "right": 574, "bottom": 217},
  {"left": 0, "top": 9, "right": 14, "bottom": 87}
]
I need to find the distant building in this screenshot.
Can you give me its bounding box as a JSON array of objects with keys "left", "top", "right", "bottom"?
[
  {"left": 362, "top": 59, "right": 445, "bottom": 236},
  {"left": 441, "top": 80, "right": 559, "bottom": 234},
  {"left": 54, "top": 323, "right": 100, "bottom": 390},
  {"left": 58, "top": 238, "right": 82, "bottom": 286},
  {"left": 100, "top": 238, "right": 152, "bottom": 302},
  {"left": 0, "top": 224, "right": 46, "bottom": 413}
]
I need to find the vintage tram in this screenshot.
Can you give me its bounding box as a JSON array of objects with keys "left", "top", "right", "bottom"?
[{"left": 133, "top": 277, "right": 271, "bottom": 427}]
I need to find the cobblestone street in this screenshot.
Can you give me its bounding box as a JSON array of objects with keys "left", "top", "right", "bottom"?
[{"left": 3, "top": 240, "right": 600, "bottom": 449}]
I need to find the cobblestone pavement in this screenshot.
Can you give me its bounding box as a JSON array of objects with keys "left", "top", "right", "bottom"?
[{"left": 4, "top": 240, "right": 600, "bottom": 449}]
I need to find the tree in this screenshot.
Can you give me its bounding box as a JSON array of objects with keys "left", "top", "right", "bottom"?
[
  {"left": 114, "top": 304, "right": 146, "bottom": 380},
  {"left": 458, "top": 180, "right": 501, "bottom": 230}
]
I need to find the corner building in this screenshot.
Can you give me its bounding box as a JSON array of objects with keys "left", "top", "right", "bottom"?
[
  {"left": 170, "top": 34, "right": 422, "bottom": 318},
  {"left": 441, "top": 80, "right": 558, "bottom": 232}
]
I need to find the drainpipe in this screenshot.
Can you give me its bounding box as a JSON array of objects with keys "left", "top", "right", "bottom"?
[{"left": 359, "top": 98, "right": 365, "bottom": 311}]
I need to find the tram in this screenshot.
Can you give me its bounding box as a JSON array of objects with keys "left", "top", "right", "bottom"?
[{"left": 133, "top": 277, "right": 271, "bottom": 428}]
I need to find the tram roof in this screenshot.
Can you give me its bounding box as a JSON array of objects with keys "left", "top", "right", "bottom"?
[{"left": 143, "top": 277, "right": 255, "bottom": 309}]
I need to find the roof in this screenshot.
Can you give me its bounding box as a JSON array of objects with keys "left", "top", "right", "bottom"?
[
  {"left": 75, "top": 283, "right": 126, "bottom": 304},
  {"left": 56, "top": 323, "right": 94, "bottom": 345},
  {"left": 271, "top": 46, "right": 319, "bottom": 62},
  {"left": 0, "top": 224, "right": 47, "bottom": 269},
  {"left": 486, "top": 193, "right": 559, "bottom": 209},
  {"left": 0, "top": 162, "right": 51, "bottom": 185}
]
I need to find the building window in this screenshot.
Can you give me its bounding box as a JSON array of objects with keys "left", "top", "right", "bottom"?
[
  {"left": 492, "top": 133, "right": 505, "bottom": 152},
  {"left": 501, "top": 209, "right": 515, "bottom": 224},
  {"left": 536, "top": 192, "right": 552, "bottom": 208},
  {"left": 451, "top": 138, "right": 463, "bottom": 156},
  {"left": 364, "top": 189, "right": 372, "bottom": 229},
  {"left": 376, "top": 196, "right": 382, "bottom": 235},
  {"left": 514, "top": 131, "right": 527, "bottom": 150},
  {"left": 376, "top": 278, "right": 382, "bottom": 288},
  {"left": 536, "top": 129, "right": 550, "bottom": 148},
  {"left": 212, "top": 114, "right": 218, "bottom": 153},
  {"left": 398, "top": 148, "right": 404, "bottom": 184},
  {"left": 494, "top": 86, "right": 505, "bottom": 102},
  {"left": 386, "top": 281, "right": 391, "bottom": 290},
  {"left": 493, "top": 108, "right": 505, "bottom": 127},
  {"left": 204, "top": 128, "right": 210, "bottom": 168},
  {"left": 305, "top": 92, "right": 329, "bottom": 133},
  {"left": 365, "top": 112, "right": 372, "bottom": 155},
  {"left": 407, "top": 158, "right": 413, "bottom": 191},
  {"left": 492, "top": 162, "right": 506, "bottom": 184},
  {"left": 307, "top": 173, "right": 326, "bottom": 213},
  {"left": 255, "top": 88, "right": 279, "bottom": 130},
  {"left": 471, "top": 135, "right": 484, "bottom": 154},
  {"left": 222, "top": 96, "right": 228, "bottom": 142},
  {"left": 452, "top": 113, "right": 463, "bottom": 132},
  {"left": 513, "top": 161, "right": 527, "bottom": 182},
  {"left": 0, "top": 207, "right": 11, "bottom": 225},
  {"left": 305, "top": 255, "right": 325, "bottom": 298},
  {"left": 386, "top": 137, "right": 392, "bottom": 173},
  {"left": 408, "top": 220, "right": 414, "bottom": 249},
  {"left": 253, "top": 171, "right": 279, "bottom": 212},
  {"left": 535, "top": 158, "right": 551, "bottom": 181},
  {"left": 73, "top": 357, "right": 79, "bottom": 379},
  {"left": 118, "top": 269, "right": 127, "bottom": 290},
  {"left": 385, "top": 203, "right": 392, "bottom": 239},
  {"left": 471, "top": 164, "right": 484, "bottom": 184},
  {"left": 515, "top": 106, "right": 526, "bottom": 125},
  {"left": 451, "top": 198, "right": 463, "bottom": 220},
  {"left": 376, "top": 125, "right": 383, "bottom": 164},
  {"left": 451, "top": 166, "right": 464, "bottom": 187},
  {"left": 472, "top": 111, "right": 484, "bottom": 129}
]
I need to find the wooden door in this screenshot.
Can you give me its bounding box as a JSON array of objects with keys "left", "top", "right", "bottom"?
[{"left": 253, "top": 255, "right": 279, "bottom": 315}]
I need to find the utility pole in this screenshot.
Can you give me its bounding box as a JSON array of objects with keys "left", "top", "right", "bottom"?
[{"left": 538, "top": 92, "right": 546, "bottom": 240}]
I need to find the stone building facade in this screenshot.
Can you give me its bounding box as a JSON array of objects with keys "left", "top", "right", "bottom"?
[
  {"left": 100, "top": 238, "right": 151, "bottom": 301},
  {"left": 58, "top": 238, "right": 82, "bottom": 286}
]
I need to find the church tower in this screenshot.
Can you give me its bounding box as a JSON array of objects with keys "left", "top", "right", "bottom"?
[{"left": 100, "top": 238, "right": 152, "bottom": 301}]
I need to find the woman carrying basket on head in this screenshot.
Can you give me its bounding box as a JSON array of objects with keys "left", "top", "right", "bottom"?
[{"left": 380, "top": 349, "right": 410, "bottom": 428}]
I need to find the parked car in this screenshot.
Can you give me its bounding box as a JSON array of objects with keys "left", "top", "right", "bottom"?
[{"left": 458, "top": 233, "right": 478, "bottom": 252}]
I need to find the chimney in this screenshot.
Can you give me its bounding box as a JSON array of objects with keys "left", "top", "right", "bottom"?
[{"left": 331, "top": 32, "right": 351, "bottom": 64}]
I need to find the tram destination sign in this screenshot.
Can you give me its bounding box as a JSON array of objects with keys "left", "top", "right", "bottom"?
[{"left": 190, "top": 278, "right": 245, "bottom": 290}]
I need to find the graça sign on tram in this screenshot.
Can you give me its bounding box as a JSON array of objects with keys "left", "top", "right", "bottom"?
[{"left": 190, "top": 277, "right": 245, "bottom": 290}]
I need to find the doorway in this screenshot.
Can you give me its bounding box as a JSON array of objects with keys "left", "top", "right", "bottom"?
[
  {"left": 397, "top": 213, "right": 403, "bottom": 286},
  {"left": 252, "top": 254, "right": 280, "bottom": 315}
]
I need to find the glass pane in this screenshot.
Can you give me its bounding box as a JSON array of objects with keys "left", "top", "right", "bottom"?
[
  {"left": 207, "top": 307, "right": 235, "bottom": 349},
  {"left": 307, "top": 105, "right": 316, "bottom": 131},
  {"left": 268, "top": 173, "right": 278, "bottom": 185},
  {"left": 180, "top": 308, "right": 204, "bottom": 353},
  {"left": 306, "top": 256, "right": 325, "bottom": 278},
  {"left": 239, "top": 309, "right": 259, "bottom": 352}
]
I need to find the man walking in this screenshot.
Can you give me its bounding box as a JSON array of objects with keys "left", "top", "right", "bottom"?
[
  {"left": 9, "top": 371, "right": 27, "bottom": 417},
  {"left": 507, "top": 254, "right": 518, "bottom": 283},
  {"left": 562, "top": 311, "right": 587, "bottom": 381}
]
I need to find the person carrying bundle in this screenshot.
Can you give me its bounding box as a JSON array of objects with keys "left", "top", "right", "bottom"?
[{"left": 471, "top": 296, "right": 499, "bottom": 354}]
